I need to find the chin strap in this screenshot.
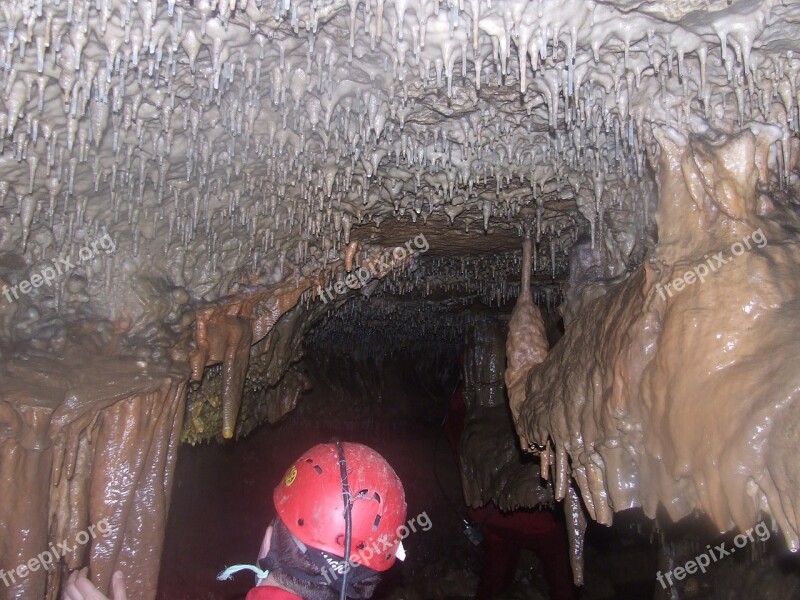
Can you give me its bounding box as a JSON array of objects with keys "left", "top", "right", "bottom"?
[
  {"left": 216, "top": 563, "right": 270, "bottom": 585},
  {"left": 257, "top": 526, "right": 378, "bottom": 599}
]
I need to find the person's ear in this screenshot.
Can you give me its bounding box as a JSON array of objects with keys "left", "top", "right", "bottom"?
[{"left": 258, "top": 524, "right": 274, "bottom": 560}]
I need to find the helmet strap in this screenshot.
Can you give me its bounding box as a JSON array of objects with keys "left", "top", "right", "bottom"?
[
  {"left": 216, "top": 563, "right": 269, "bottom": 585},
  {"left": 334, "top": 440, "right": 353, "bottom": 600},
  {"left": 258, "top": 523, "right": 377, "bottom": 598}
]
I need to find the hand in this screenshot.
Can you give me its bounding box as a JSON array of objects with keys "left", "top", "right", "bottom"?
[{"left": 63, "top": 568, "right": 127, "bottom": 600}]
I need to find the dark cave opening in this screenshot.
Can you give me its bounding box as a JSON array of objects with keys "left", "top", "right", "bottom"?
[
  {"left": 157, "top": 297, "right": 467, "bottom": 600},
  {"left": 155, "top": 297, "right": 678, "bottom": 600},
  {"left": 156, "top": 294, "right": 800, "bottom": 600}
]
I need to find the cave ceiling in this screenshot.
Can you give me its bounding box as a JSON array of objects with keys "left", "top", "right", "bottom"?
[{"left": 0, "top": 0, "right": 796, "bottom": 346}]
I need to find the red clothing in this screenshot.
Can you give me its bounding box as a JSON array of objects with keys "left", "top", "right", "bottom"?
[
  {"left": 446, "top": 381, "right": 577, "bottom": 600},
  {"left": 245, "top": 585, "right": 303, "bottom": 600},
  {"left": 469, "top": 505, "right": 576, "bottom": 600}
]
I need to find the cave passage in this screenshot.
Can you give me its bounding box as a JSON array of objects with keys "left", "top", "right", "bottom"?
[
  {"left": 2, "top": 0, "right": 800, "bottom": 598},
  {"left": 158, "top": 301, "right": 471, "bottom": 599},
  {"left": 157, "top": 301, "right": 664, "bottom": 600}
]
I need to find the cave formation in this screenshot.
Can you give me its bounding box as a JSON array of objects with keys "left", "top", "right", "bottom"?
[{"left": 1, "top": 0, "right": 800, "bottom": 597}]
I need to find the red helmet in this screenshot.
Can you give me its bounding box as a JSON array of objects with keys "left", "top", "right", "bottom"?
[{"left": 273, "top": 442, "right": 407, "bottom": 572}]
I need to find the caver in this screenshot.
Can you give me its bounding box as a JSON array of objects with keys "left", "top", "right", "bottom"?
[{"left": 63, "top": 442, "right": 408, "bottom": 600}]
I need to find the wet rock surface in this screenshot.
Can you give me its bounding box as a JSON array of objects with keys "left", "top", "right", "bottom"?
[
  {"left": 507, "top": 129, "right": 800, "bottom": 584},
  {"left": 0, "top": 349, "right": 187, "bottom": 599},
  {"left": 458, "top": 319, "right": 553, "bottom": 511},
  {"left": 0, "top": 0, "right": 799, "bottom": 595}
]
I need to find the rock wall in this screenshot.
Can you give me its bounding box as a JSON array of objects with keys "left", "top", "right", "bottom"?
[
  {"left": 0, "top": 234, "right": 429, "bottom": 599},
  {"left": 0, "top": 351, "right": 187, "bottom": 600},
  {"left": 508, "top": 129, "right": 800, "bottom": 563}
]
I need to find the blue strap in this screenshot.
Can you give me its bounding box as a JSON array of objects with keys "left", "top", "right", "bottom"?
[{"left": 217, "top": 563, "right": 270, "bottom": 583}]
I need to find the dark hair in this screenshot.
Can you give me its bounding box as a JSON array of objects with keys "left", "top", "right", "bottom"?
[{"left": 265, "top": 517, "right": 383, "bottom": 600}]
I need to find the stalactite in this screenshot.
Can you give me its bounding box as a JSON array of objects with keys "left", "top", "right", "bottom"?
[
  {"left": 189, "top": 277, "right": 316, "bottom": 439},
  {"left": 505, "top": 225, "right": 549, "bottom": 411},
  {"left": 564, "top": 481, "right": 588, "bottom": 586},
  {"left": 511, "top": 130, "right": 800, "bottom": 554}
]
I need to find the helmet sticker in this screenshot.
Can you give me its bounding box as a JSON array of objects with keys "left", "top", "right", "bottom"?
[{"left": 285, "top": 465, "right": 298, "bottom": 487}]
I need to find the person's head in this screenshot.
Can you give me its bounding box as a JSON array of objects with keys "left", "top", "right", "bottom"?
[{"left": 260, "top": 442, "right": 407, "bottom": 600}]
